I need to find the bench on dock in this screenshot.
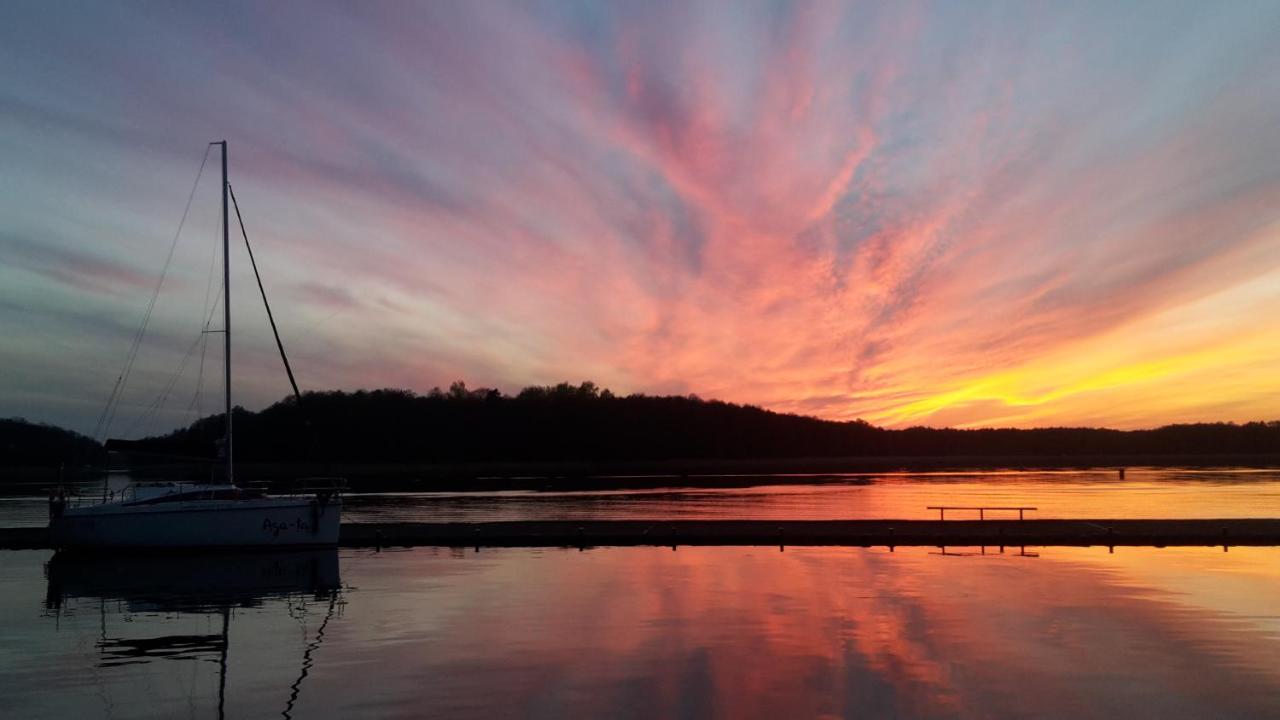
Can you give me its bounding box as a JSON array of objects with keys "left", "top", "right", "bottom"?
[{"left": 927, "top": 506, "right": 1037, "bottom": 521}]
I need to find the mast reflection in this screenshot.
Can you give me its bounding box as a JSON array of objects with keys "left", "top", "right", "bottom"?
[{"left": 44, "top": 550, "right": 342, "bottom": 719}]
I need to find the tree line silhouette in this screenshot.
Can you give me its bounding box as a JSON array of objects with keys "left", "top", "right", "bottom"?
[
  {"left": 4, "top": 382, "right": 1279, "bottom": 470},
  {"left": 1, "top": 418, "right": 103, "bottom": 468},
  {"left": 100, "top": 381, "right": 1280, "bottom": 464}
]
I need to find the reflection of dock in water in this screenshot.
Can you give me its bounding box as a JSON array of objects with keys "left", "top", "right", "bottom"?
[
  {"left": 10, "top": 518, "right": 1280, "bottom": 551},
  {"left": 339, "top": 518, "right": 1280, "bottom": 548},
  {"left": 44, "top": 550, "right": 342, "bottom": 719}
]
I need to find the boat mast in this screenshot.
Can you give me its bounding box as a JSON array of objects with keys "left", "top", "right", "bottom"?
[{"left": 219, "top": 140, "right": 233, "bottom": 486}]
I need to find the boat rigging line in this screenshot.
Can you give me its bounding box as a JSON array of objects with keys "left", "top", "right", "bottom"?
[
  {"left": 134, "top": 208, "right": 228, "bottom": 436},
  {"left": 227, "top": 182, "right": 303, "bottom": 405},
  {"left": 189, "top": 204, "right": 227, "bottom": 421},
  {"left": 125, "top": 331, "right": 206, "bottom": 438},
  {"left": 186, "top": 287, "right": 224, "bottom": 420},
  {"left": 92, "top": 144, "right": 213, "bottom": 442}
]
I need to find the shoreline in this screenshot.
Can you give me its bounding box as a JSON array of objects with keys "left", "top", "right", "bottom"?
[
  {"left": 4, "top": 453, "right": 1280, "bottom": 491},
  {"left": 4, "top": 518, "right": 1279, "bottom": 551}
]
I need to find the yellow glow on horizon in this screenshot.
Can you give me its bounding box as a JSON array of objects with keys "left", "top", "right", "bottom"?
[{"left": 863, "top": 258, "right": 1280, "bottom": 429}]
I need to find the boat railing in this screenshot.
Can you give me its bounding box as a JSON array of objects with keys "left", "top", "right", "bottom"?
[
  {"left": 245, "top": 477, "right": 347, "bottom": 497},
  {"left": 50, "top": 481, "right": 215, "bottom": 510},
  {"left": 292, "top": 477, "right": 347, "bottom": 495}
]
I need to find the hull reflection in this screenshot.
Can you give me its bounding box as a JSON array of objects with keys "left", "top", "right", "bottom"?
[
  {"left": 43, "top": 549, "right": 343, "bottom": 719},
  {"left": 45, "top": 548, "right": 341, "bottom": 611}
]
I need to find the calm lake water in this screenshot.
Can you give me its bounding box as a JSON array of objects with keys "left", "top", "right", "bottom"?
[
  {"left": 2, "top": 545, "right": 1278, "bottom": 719},
  {"left": 2, "top": 468, "right": 1280, "bottom": 528}
]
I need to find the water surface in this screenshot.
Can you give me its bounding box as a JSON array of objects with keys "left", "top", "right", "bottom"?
[
  {"left": 2, "top": 544, "right": 1278, "bottom": 718},
  {"left": 4, "top": 467, "right": 1280, "bottom": 528}
]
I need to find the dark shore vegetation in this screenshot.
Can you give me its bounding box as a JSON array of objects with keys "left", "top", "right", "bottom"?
[
  {"left": 133, "top": 382, "right": 1280, "bottom": 462},
  {"left": 4, "top": 382, "right": 1279, "bottom": 484},
  {"left": 0, "top": 418, "right": 103, "bottom": 469}
]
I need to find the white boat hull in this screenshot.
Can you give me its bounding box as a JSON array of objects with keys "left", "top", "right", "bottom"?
[{"left": 50, "top": 497, "right": 341, "bottom": 549}]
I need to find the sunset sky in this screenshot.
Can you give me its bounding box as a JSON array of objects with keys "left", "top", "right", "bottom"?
[{"left": 3, "top": 1, "right": 1280, "bottom": 436}]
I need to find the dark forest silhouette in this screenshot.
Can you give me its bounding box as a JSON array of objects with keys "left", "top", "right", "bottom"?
[
  {"left": 1, "top": 418, "right": 103, "bottom": 468},
  {"left": 7, "top": 381, "right": 1272, "bottom": 468}
]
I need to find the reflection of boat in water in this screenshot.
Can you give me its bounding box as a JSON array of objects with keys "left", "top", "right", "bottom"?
[
  {"left": 45, "top": 549, "right": 341, "bottom": 611},
  {"left": 48, "top": 141, "right": 341, "bottom": 549},
  {"left": 45, "top": 549, "right": 342, "bottom": 719}
]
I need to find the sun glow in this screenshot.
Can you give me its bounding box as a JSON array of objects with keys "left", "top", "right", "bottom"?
[{"left": 3, "top": 2, "right": 1280, "bottom": 432}]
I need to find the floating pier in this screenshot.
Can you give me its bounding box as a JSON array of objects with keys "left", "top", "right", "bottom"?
[{"left": 3, "top": 519, "right": 1279, "bottom": 551}]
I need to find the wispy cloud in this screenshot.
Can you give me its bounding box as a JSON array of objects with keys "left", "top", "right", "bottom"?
[{"left": 2, "top": 1, "right": 1279, "bottom": 433}]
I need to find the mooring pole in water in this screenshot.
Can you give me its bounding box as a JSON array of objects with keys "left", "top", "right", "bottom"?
[{"left": 1119, "top": 468, "right": 1125, "bottom": 479}]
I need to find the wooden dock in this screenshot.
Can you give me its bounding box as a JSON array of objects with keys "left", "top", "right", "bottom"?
[{"left": 3, "top": 518, "right": 1279, "bottom": 550}]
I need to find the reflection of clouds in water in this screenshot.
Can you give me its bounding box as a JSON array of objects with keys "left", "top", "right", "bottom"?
[
  {"left": 340, "top": 471, "right": 1280, "bottom": 523},
  {"left": 7, "top": 546, "right": 1280, "bottom": 717},
  {"left": 3, "top": 471, "right": 1279, "bottom": 529},
  {"left": 336, "top": 547, "right": 1280, "bottom": 718},
  {"left": 6, "top": 550, "right": 343, "bottom": 718}
]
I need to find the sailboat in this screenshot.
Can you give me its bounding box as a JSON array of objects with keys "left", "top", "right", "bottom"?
[{"left": 48, "top": 141, "right": 342, "bottom": 549}]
